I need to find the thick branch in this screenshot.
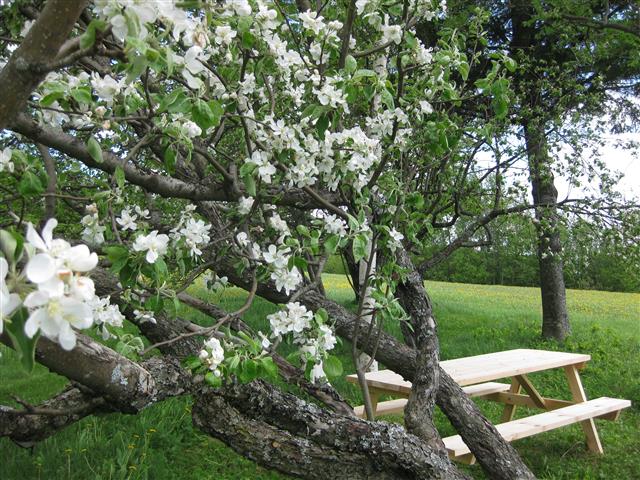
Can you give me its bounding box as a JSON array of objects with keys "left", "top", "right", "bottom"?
[
  {"left": 193, "top": 380, "right": 467, "bottom": 480},
  {"left": 0, "top": 0, "right": 88, "bottom": 129}
]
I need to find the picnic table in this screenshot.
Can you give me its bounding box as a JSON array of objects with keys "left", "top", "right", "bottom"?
[{"left": 346, "top": 349, "right": 631, "bottom": 464}]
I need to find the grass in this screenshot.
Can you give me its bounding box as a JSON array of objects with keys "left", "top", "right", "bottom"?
[{"left": 1, "top": 275, "right": 638, "bottom": 479}]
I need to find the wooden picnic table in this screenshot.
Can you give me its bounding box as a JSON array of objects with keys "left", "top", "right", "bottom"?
[{"left": 346, "top": 349, "right": 630, "bottom": 464}]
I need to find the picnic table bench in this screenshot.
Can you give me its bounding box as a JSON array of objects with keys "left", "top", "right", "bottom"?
[{"left": 346, "top": 349, "right": 631, "bottom": 464}]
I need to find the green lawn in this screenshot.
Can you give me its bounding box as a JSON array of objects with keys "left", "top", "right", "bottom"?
[{"left": 1, "top": 276, "right": 638, "bottom": 479}]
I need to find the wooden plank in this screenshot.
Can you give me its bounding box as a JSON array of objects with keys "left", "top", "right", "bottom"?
[
  {"left": 564, "top": 365, "right": 603, "bottom": 454},
  {"left": 443, "top": 397, "right": 630, "bottom": 458},
  {"left": 352, "top": 382, "right": 511, "bottom": 419},
  {"left": 440, "top": 349, "right": 591, "bottom": 387},
  {"left": 488, "top": 392, "right": 575, "bottom": 411},
  {"left": 346, "top": 349, "right": 591, "bottom": 393}
]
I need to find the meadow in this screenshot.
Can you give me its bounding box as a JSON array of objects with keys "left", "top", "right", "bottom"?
[{"left": 1, "top": 275, "right": 638, "bottom": 479}]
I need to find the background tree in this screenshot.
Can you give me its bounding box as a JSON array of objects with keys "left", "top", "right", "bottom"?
[{"left": 0, "top": 1, "right": 537, "bottom": 479}]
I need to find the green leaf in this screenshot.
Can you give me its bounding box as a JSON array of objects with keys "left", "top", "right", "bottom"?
[
  {"left": 316, "top": 114, "right": 330, "bottom": 140},
  {"left": 164, "top": 147, "right": 177, "bottom": 174},
  {"left": 323, "top": 355, "right": 343, "bottom": 378},
  {"left": 504, "top": 57, "right": 517, "bottom": 73},
  {"left": 381, "top": 88, "right": 395, "bottom": 109},
  {"left": 239, "top": 162, "right": 257, "bottom": 177},
  {"left": 18, "top": 171, "right": 45, "bottom": 196},
  {"left": 324, "top": 234, "right": 339, "bottom": 255},
  {"left": 40, "top": 91, "right": 65, "bottom": 107},
  {"left": 87, "top": 136, "right": 103, "bottom": 163},
  {"left": 79, "top": 28, "right": 96, "bottom": 50},
  {"left": 241, "top": 30, "right": 255, "bottom": 49},
  {"left": 458, "top": 61, "right": 470, "bottom": 82},
  {"left": 184, "top": 356, "right": 202, "bottom": 370},
  {"left": 353, "top": 69, "right": 377, "bottom": 81},
  {"left": 70, "top": 87, "right": 93, "bottom": 105},
  {"left": 315, "top": 308, "right": 328, "bottom": 324},
  {"left": 345, "top": 54, "right": 357, "bottom": 74},
  {"left": 205, "top": 371, "right": 223, "bottom": 387},
  {"left": 5, "top": 308, "right": 40, "bottom": 373},
  {"left": 0, "top": 229, "right": 22, "bottom": 263},
  {"left": 259, "top": 357, "right": 278, "bottom": 380},
  {"left": 404, "top": 31, "right": 417, "bottom": 49},
  {"left": 352, "top": 234, "right": 368, "bottom": 262},
  {"left": 145, "top": 294, "right": 163, "bottom": 313},
  {"left": 243, "top": 174, "right": 256, "bottom": 197},
  {"left": 238, "top": 359, "right": 258, "bottom": 383},
  {"left": 114, "top": 166, "right": 125, "bottom": 190},
  {"left": 192, "top": 99, "right": 216, "bottom": 130}
]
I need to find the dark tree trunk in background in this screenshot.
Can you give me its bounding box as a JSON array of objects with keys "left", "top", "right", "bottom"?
[
  {"left": 511, "top": 0, "right": 570, "bottom": 342},
  {"left": 524, "top": 121, "right": 571, "bottom": 341}
]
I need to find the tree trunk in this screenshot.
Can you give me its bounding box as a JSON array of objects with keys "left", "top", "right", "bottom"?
[
  {"left": 395, "top": 250, "right": 443, "bottom": 451},
  {"left": 524, "top": 121, "right": 571, "bottom": 341},
  {"left": 511, "top": 0, "right": 570, "bottom": 342},
  {"left": 193, "top": 380, "right": 468, "bottom": 480}
]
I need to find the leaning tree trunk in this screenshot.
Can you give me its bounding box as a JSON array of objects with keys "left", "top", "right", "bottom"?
[
  {"left": 194, "top": 380, "right": 467, "bottom": 480},
  {"left": 511, "top": 0, "right": 570, "bottom": 342}
]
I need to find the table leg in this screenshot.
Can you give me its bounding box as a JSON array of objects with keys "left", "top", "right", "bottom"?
[
  {"left": 564, "top": 365, "right": 604, "bottom": 454},
  {"left": 501, "top": 378, "right": 522, "bottom": 422}
]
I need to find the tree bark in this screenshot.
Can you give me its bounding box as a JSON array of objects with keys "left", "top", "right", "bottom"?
[
  {"left": 524, "top": 121, "right": 570, "bottom": 341},
  {"left": 510, "top": 0, "right": 571, "bottom": 342},
  {"left": 395, "top": 250, "right": 443, "bottom": 452},
  {"left": 193, "top": 380, "right": 468, "bottom": 480},
  {"left": 0, "top": 0, "right": 87, "bottom": 129}
]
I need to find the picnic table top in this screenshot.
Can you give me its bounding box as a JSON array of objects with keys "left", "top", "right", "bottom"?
[{"left": 346, "top": 349, "right": 591, "bottom": 394}]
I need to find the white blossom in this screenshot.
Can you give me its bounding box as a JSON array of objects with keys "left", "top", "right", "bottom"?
[
  {"left": 1, "top": 258, "right": 21, "bottom": 333},
  {"left": 181, "top": 120, "right": 202, "bottom": 138},
  {"left": 270, "top": 266, "right": 303, "bottom": 295},
  {"left": 238, "top": 196, "right": 254, "bottom": 215},
  {"left": 81, "top": 207, "right": 106, "bottom": 245},
  {"left": 267, "top": 302, "right": 313, "bottom": 337},
  {"left": 134, "top": 309, "right": 157, "bottom": 325},
  {"left": 214, "top": 25, "right": 237, "bottom": 46},
  {"left": 88, "top": 295, "right": 125, "bottom": 340},
  {"left": 91, "top": 73, "right": 122, "bottom": 104},
  {"left": 116, "top": 207, "right": 138, "bottom": 231},
  {"left": 199, "top": 336, "right": 225, "bottom": 374},
  {"left": 245, "top": 150, "right": 276, "bottom": 184},
  {"left": 419, "top": 100, "right": 433, "bottom": 114},
  {"left": 388, "top": 228, "right": 404, "bottom": 251},
  {"left": 133, "top": 231, "right": 170, "bottom": 263},
  {"left": 179, "top": 218, "right": 211, "bottom": 257},
  {"left": 23, "top": 290, "right": 93, "bottom": 350},
  {"left": 0, "top": 147, "right": 14, "bottom": 173},
  {"left": 310, "top": 361, "right": 327, "bottom": 383},
  {"left": 380, "top": 15, "right": 402, "bottom": 45},
  {"left": 323, "top": 214, "right": 347, "bottom": 236}
]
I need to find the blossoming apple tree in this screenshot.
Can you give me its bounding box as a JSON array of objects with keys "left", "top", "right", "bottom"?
[{"left": 0, "top": 1, "right": 536, "bottom": 478}]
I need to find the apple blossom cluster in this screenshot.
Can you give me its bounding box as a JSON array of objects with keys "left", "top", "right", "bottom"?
[
  {"left": 0, "top": 220, "right": 125, "bottom": 351},
  {"left": 81, "top": 203, "right": 107, "bottom": 246},
  {"left": 203, "top": 272, "right": 229, "bottom": 294},
  {"left": 199, "top": 337, "right": 225, "bottom": 376},
  {"left": 117, "top": 205, "right": 150, "bottom": 232},
  {"left": 170, "top": 205, "right": 212, "bottom": 258},
  {"left": 267, "top": 302, "right": 337, "bottom": 382}
]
